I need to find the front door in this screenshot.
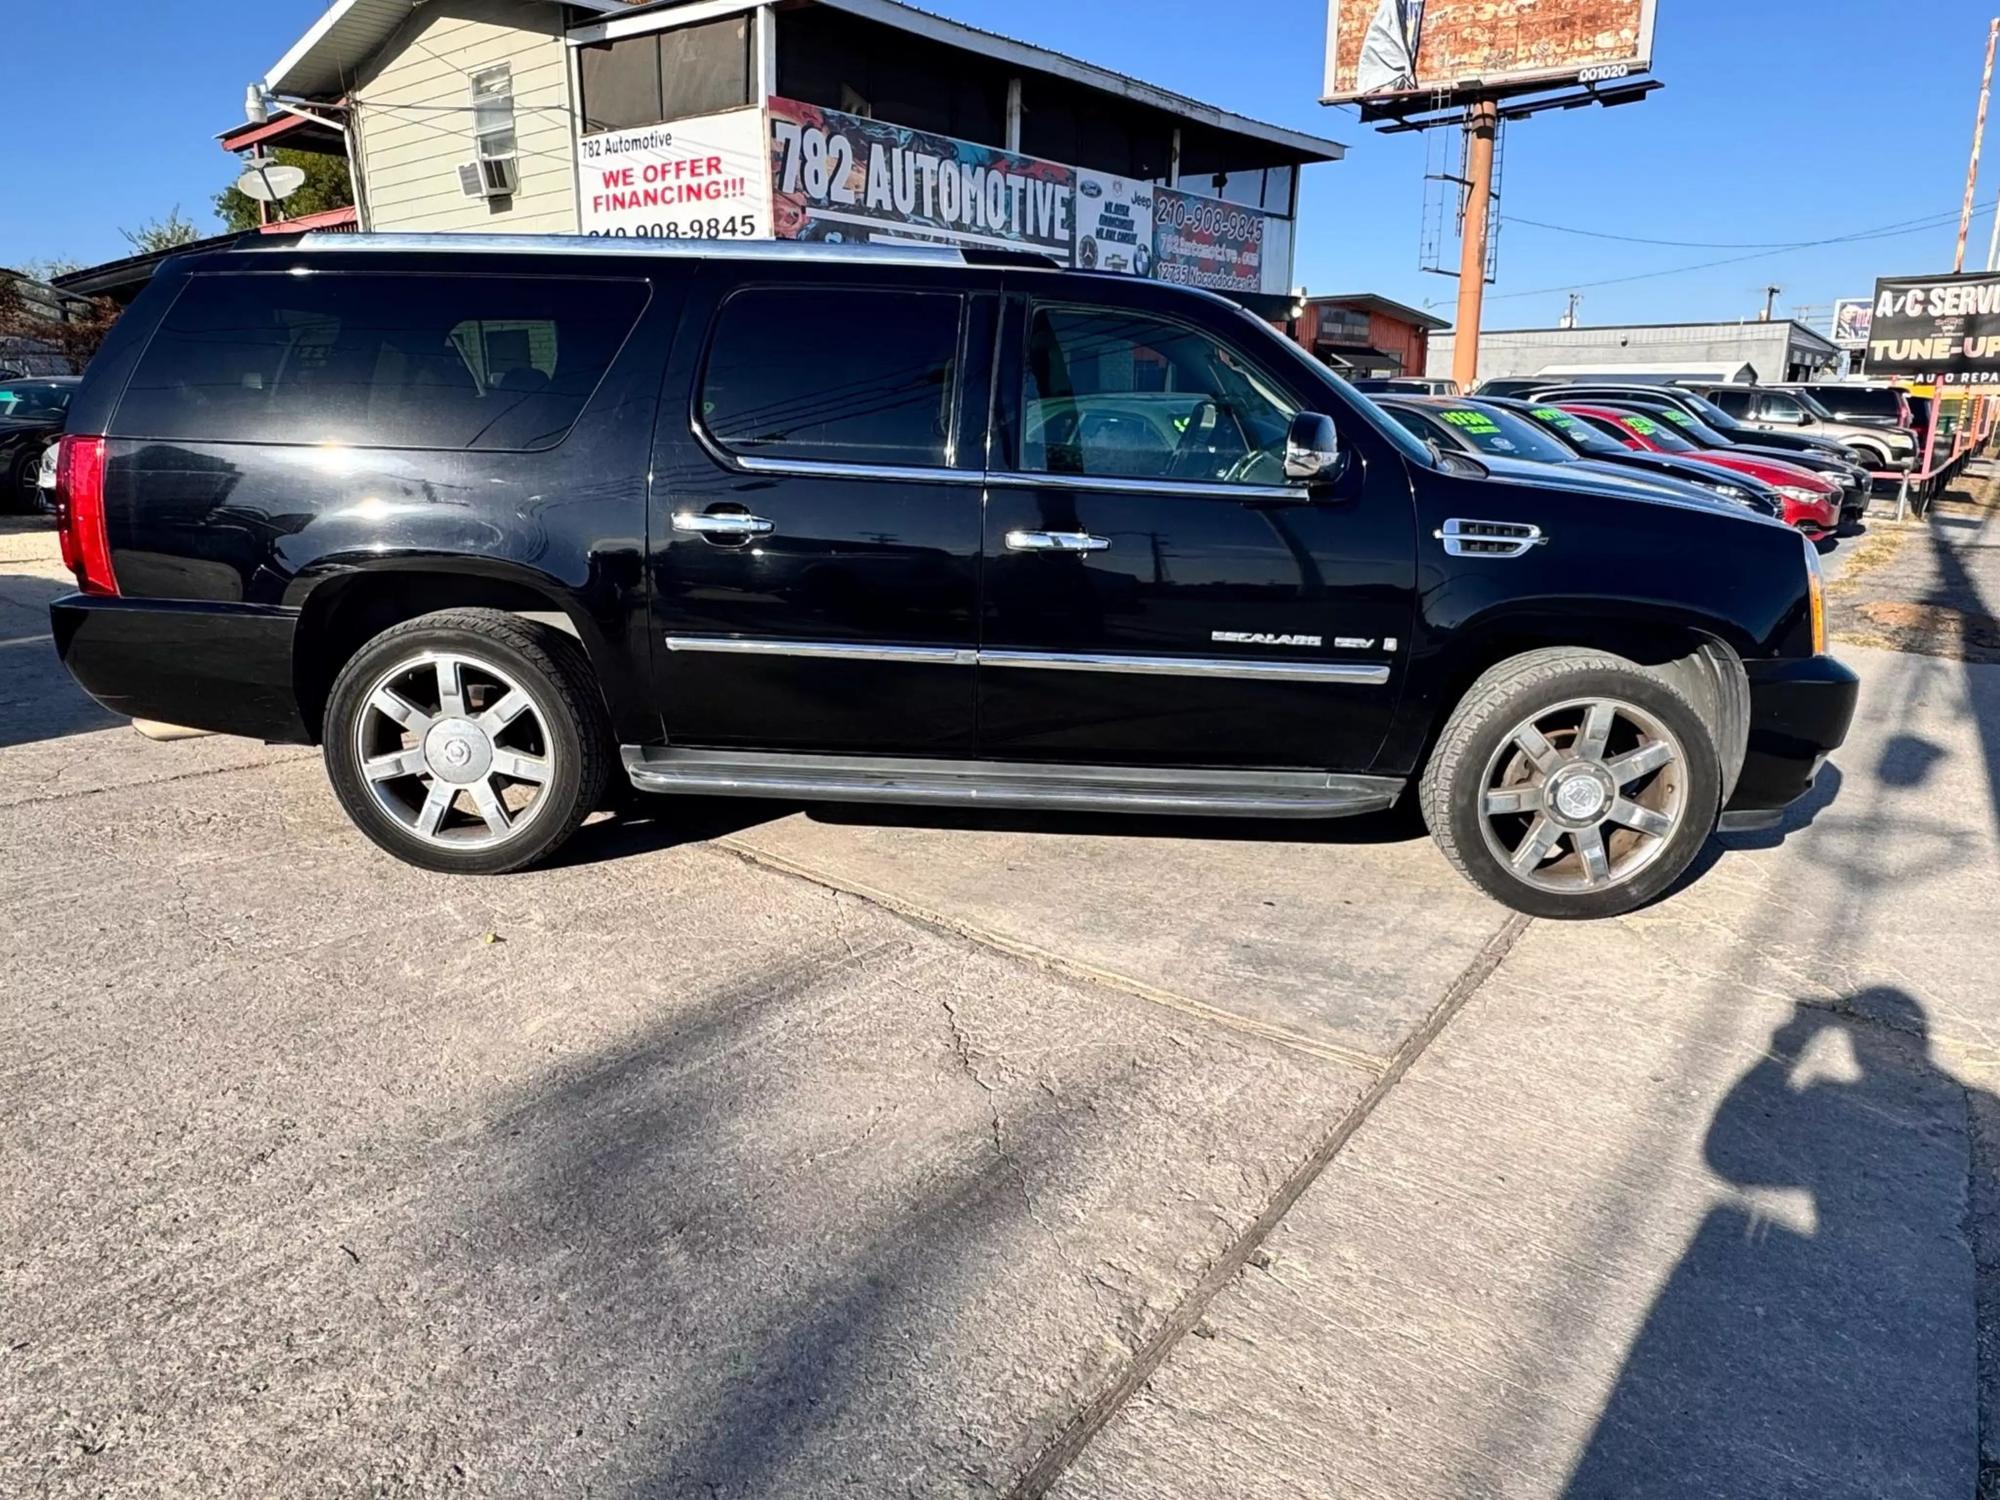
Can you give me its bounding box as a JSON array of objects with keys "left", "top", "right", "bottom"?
[
  {"left": 648, "top": 264, "right": 995, "bottom": 753},
  {"left": 978, "top": 289, "right": 1416, "bottom": 770}
]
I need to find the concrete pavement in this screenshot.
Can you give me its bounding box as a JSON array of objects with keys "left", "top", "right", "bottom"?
[{"left": 4, "top": 509, "right": 1997, "bottom": 1498}]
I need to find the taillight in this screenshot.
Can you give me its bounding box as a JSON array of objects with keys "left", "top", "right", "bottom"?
[{"left": 54, "top": 436, "right": 117, "bottom": 596}]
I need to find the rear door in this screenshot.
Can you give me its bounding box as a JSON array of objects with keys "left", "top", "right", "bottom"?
[
  {"left": 977, "top": 281, "right": 1416, "bottom": 771},
  {"left": 647, "top": 260, "right": 997, "bottom": 753}
]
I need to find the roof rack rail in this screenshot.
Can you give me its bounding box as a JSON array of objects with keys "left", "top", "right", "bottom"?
[{"left": 249, "top": 231, "right": 1077, "bottom": 273}]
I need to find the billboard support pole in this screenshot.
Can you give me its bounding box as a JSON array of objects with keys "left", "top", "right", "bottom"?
[
  {"left": 1451, "top": 99, "right": 1498, "bottom": 392},
  {"left": 1956, "top": 18, "right": 1999, "bottom": 274}
]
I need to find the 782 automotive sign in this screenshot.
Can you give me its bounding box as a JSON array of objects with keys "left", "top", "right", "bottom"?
[{"left": 1867, "top": 272, "right": 2000, "bottom": 379}]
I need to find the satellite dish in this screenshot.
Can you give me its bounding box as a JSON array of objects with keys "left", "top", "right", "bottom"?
[{"left": 236, "top": 156, "right": 307, "bottom": 203}]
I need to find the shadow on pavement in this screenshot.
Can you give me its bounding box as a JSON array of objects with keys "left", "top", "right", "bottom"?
[
  {"left": 0, "top": 569, "right": 119, "bottom": 749},
  {"left": 1563, "top": 987, "right": 1980, "bottom": 1499}
]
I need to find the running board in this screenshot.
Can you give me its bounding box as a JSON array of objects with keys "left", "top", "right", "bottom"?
[{"left": 621, "top": 747, "right": 1403, "bottom": 819}]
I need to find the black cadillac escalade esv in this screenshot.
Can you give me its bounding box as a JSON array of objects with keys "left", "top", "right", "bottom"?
[{"left": 48, "top": 234, "right": 1858, "bottom": 920}]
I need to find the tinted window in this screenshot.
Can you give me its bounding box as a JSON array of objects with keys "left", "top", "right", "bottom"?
[
  {"left": 1707, "top": 388, "right": 1755, "bottom": 417},
  {"left": 118, "top": 273, "right": 647, "bottom": 450},
  {"left": 1759, "top": 393, "right": 1806, "bottom": 422},
  {"left": 702, "top": 288, "right": 960, "bottom": 466},
  {"left": 1810, "top": 387, "right": 1902, "bottom": 422},
  {"left": 580, "top": 16, "right": 750, "bottom": 132},
  {"left": 1022, "top": 305, "right": 1298, "bottom": 484},
  {"left": 1524, "top": 405, "right": 1620, "bottom": 455}
]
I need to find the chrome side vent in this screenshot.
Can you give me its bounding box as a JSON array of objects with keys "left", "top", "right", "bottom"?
[{"left": 1435, "top": 518, "right": 1549, "bottom": 558}]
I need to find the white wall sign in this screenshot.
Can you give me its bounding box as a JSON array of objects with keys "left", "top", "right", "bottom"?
[
  {"left": 579, "top": 105, "right": 772, "bottom": 240},
  {"left": 1073, "top": 171, "right": 1155, "bottom": 278}
]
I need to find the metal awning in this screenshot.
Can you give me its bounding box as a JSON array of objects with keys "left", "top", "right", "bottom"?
[{"left": 265, "top": 0, "right": 629, "bottom": 96}]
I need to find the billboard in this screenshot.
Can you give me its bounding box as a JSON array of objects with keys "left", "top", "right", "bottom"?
[
  {"left": 768, "top": 98, "right": 1075, "bottom": 256},
  {"left": 1831, "top": 297, "right": 1873, "bottom": 350},
  {"left": 579, "top": 106, "right": 772, "bottom": 241},
  {"left": 1866, "top": 273, "right": 2000, "bottom": 382},
  {"left": 1323, "top": 0, "right": 1658, "bottom": 105},
  {"left": 765, "top": 99, "right": 1291, "bottom": 295}
]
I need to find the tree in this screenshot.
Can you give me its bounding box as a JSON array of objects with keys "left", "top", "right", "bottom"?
[
  {"left": 214, "top": 150, "right": 355, "bottom": 233},
  {"left": 0, "top": 273, "right": 121, "bottom": 372},
  {"left": 120, "top": 208, "right": 203, "bottom": 254}
]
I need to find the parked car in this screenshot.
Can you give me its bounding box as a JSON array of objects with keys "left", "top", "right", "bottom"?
[
  {"left": 47, "top": 234, "right": 1856, "bottom": 919},
  {"left": 1373, "top": 397, "right": 1775, "bottom": 515},
  {"left": 1555, "top": 404, "right": 1840, "bottom": 541},
  {"left": 0, "top": 375, "right": 77, "bottom": 514},
  {"left": 1531, "top": 382, "right": 1870, "bottom": 474},
  {"left": 1351, "top": 376, "right": 1461, "bottom": 396},
  {"left": 1684, "top": 384, "right": 1916, "bottom": 474},
  {"left": 1480, "top": 398, "right": 1783, "bottom": 516},
  {"left": 35, "top": 440, "right": 58, "bottom": 512},
  {"left": 1473, "top": 377, "right": 1556, "bottom": 400},
  {"left": 1588, "top": 398, "right": 1868, "bottom": 532}
]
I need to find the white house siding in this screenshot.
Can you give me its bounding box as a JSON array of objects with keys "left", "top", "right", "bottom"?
[{"left": 352, "top": 0, "right": 578, "bottom": 234}]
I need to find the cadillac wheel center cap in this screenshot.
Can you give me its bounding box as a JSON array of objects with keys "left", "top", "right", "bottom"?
[
  {"left": 1553, "top": 772, "right": 1609, "bottom": 823},
  {"left": 423, "top": 719, "right": 493, "bottom": 785}
]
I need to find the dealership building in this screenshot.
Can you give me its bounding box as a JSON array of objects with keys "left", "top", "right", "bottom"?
[
  {"left": 189, "top": 0, "right": 1342, "bottom": 313},
  {"left": 1427, "top": 317, "right": 1843, "bottom": 388}
]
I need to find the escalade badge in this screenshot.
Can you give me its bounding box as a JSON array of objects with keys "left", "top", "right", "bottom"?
[{"left": 1212, "top": 631, "right": 1322, "bottom": 648}]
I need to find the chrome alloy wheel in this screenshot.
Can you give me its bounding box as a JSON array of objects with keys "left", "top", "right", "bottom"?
[
  {"left": 1476, "top": 696, "right": 1688, "bottom": 895},
  {"left": 354, "top": 651, "right": 555, "bottom": 849}
]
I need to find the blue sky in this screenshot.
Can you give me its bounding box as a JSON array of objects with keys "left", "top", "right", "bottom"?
[{"left": 5, "top": 0, "right": 1998, "bottom": 331}]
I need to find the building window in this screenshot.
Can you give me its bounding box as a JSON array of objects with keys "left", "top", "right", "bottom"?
[
  {"left": 580, "top": 15, "right": 751, "bottom": 134},
  {"left": 470, "top": 64, "right": 517, "bottom": 164}
]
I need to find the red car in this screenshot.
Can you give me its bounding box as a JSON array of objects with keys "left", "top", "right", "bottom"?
[{"left": 1558, "top": 404, "right": 1840, "bottom": 540}]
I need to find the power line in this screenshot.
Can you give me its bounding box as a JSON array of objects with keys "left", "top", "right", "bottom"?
[
  {"left": 1486, "top": 204, "right": 1999, "bottom": 302},
  {"left": 1498, "top": 206, "right": 1983, "bottom": 250}
]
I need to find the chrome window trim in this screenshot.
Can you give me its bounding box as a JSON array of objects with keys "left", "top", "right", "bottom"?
[
  {"left": 985, "top": 470, "right": 1305, "bottom": 502},
  {"left": 663, "top": 636, "right": 1392, "bottom": 685},
  {"left": 728, "top": 453, "right": 982, "bottom": 485}
]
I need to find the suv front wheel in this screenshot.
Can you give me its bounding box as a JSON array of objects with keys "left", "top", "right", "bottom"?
[
  {"left": 1420, "top": 648, "right": 1723, "bottom": 919},
  {"left": 323, "top": 609, "right": 609, "bottom": 875}
]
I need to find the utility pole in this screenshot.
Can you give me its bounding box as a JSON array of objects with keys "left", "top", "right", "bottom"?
[
  {"left": 1759, "top": 285, "right": 1782, "bottom": 322},
  {"left": 1559, "top": 292, "right": 1581, "bottom": 329},
  {"left": 1958, "top": 18, "right": 1999, "bottom": 273},
  {"left": 1451, "top": 99, "right": 1499, "bottom": 392}
]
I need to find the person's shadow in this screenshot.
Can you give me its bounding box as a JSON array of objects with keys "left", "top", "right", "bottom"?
[{"left": 1564, "top": 988, "right": 1981, "bottom": 1499}]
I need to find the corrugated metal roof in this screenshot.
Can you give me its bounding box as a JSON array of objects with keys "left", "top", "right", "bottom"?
[{"left": 270, "top": 0, "right": 1344, "bottom": 162}]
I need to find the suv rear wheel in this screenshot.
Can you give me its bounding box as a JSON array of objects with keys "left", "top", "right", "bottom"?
[
  {"left": 1420, "top": 648, "right": 1723, "bottom": 919},
  {"left": 323, "top": 609, "right": 609, "bottom": 875}
]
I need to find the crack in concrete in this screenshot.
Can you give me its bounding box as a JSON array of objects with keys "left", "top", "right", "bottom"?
[{"left": 1000, "top": 909, "right": 1534, "bottom": 1500}]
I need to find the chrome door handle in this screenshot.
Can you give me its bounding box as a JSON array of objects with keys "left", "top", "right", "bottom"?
[
  {"left": 1005, "top": 530, "right": 1110, "bottom": 553},
  {"left": 673, "top": 511, "right": 774, "bottom": 537}
]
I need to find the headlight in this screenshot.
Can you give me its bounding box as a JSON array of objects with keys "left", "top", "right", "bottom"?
[
  {"left": 1803, "top": 532, "right": 1826, "bottom": 653},
  {"left": 1696, "top": 480, "right": 1753, "bottom": 503},
  {"left": 1777, "top": 485, "right": 1829, "bottom": 503}
]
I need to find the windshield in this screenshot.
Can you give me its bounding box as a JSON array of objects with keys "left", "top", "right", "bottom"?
[
  {"left": 1523, "top": 404, "right": 1625, "bottom": 456},
  {"left": 1613, "top": 410, "right": 1697, "bottom": 453},
  {"left": 1643, "top": 406, "right": 1732, "bottom": 447},
  {"left": 0, "top": 381, "right": 72, "bottom": 420},
  {"left": 1424, "top": 403, "right": 1577, "bottom": 463},
  {"left": 1673, "top": 390, "right": 1747, "bottom": 432}
]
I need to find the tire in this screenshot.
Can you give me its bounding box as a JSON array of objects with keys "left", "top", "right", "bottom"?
[
  {"left": 323, "top": 609, "right": 610, "bottom": 875},
  {"left": 6, "top": 449, "right": 38, "bottom": 515},
  {"left": 1419, "top": 647, "right": 1724, "bottom": 920}
]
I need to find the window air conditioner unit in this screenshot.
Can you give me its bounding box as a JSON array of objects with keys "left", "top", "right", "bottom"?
[{"left": 459, "top": 156, "right": 519, "bottom": 199}]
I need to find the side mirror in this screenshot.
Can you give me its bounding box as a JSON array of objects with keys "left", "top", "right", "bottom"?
[{"left": 1285, "top": 412, "right": 1340, "bottom": 483}]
